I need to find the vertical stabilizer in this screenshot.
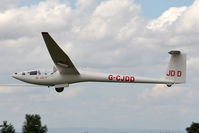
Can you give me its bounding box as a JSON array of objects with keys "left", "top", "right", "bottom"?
[{"left": 165, "top": 50, "right": 186, "bottom": 84}]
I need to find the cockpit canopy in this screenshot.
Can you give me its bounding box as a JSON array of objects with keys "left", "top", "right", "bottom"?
[
  {"left": 15, "top": 67, "right": 57, "bottom": 76},
  {"left": 29, "top": 70, "right": 40, "bottom": 75},
  {"left": 19, "top": 70, "right": 42, "bottom": 76}
]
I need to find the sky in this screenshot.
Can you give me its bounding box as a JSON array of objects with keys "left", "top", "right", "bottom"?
[{"left": 0, "top": 0, "right": 199, "bottom": 131}]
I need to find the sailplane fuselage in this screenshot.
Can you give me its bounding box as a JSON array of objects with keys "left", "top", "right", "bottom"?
[
  {"left": 13, "top": 70, "right": 173, "bottom": 86},
  {"left": 12, "top": 32, "right": 186, "bottom": 93}
]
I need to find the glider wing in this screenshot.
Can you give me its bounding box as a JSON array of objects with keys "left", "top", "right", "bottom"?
[{"left": 42, "top": 32, "right": 80, "bottom": 75}]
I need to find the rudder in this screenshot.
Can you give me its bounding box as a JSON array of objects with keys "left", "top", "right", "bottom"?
[{"left": 165, "top": 50, "right": 186, "bottom": 84}]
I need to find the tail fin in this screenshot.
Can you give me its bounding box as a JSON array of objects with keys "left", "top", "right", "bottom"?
[{"left": 165, "top": 50, "right": 186, "bottom": 84}]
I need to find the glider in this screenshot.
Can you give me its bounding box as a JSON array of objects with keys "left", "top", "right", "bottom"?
[{"left": 12, "top": 32, "right": 186, "bottom": 93}]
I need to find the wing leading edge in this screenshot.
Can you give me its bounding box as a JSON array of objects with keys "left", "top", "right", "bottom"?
[{"left": 42, "top": 32, "right": 80, "bottom": 75}]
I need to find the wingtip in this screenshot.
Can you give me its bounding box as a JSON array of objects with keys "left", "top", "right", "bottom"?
[{"left": 41, "top": 32, "right": 48, "bottom": 34}]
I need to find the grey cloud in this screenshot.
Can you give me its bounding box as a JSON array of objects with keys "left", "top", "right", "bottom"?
[{"left": 0, "top": 0, "right": 19, "bottom": 11}]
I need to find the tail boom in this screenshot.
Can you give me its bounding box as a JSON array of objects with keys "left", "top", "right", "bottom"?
[{"left": 77, "top": 72, "right": 174, "bottom": 85}]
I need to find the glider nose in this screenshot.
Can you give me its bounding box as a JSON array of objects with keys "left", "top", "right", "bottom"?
[{"left": 12, "top": 72, "right": 18, "bottom": 79}]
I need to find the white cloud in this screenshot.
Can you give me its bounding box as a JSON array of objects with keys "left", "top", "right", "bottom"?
[
  {"left": 93, "top": 0, "right": 140, "bottom": 18},
  {"left": 79, "top": 0, "right": 141, "bottom": 40},
  {"left": 0, "top": 0, "right": 197, "bottom": 74},
  {"left": 147, "top": 7, "right": 187, "bottom": 31},
  {"left": 0, "top": 0, "right": 72, "bottom": 40},
  {"left": 174, "top": 0, "right": 199, "bottom": 33}
]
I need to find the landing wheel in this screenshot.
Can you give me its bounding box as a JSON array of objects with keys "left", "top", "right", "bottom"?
[
  {"left": 167, "top": 84, "right": 172, "bottom": 87},
  {"left": 55, "top": 87, "right": 64, "bottom": 93}
]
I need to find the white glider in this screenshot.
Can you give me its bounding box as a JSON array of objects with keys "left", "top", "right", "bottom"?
[{"left": 12, "top": 32, "right": 186, "bottom": 93}]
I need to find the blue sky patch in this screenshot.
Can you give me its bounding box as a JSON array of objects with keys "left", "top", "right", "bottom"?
[{"left": 19, "top": 0, "right": 194, "bottom": 18}]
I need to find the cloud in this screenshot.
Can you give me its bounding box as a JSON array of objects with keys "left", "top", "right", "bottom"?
[
  {"left": 75, "top": 0, "right": 97, "bottom": 11},
  {"left": 0, "top": 0, "right": 19, "bottom": 11},
  {"left": 138, "top": 84, "right": 187, "bottom": 102},
  {"left": 0, "top": 0, "right": 199, "bottom": 129},
  {"left": 0, "top": 85, "right": 35, "bottom": 94},
  {"left": 174, "top": 0, "right": 199, "bottom": 33},
  {"left": 82, "top": 0, "right": 141, "bottom": 39},
  {"left": 29, "top": 86, "right": 84, "bottom": 101},
  {"left": 0, "top": 0, "right": 198, "bottom": 74},
  {"left": 0, "top": 86, "right": 14, "bottom": 93},
  {"left": 188, "top": 57, "right": 199, "bottom": 71},
  {"left": 0, "top": 0, "right": 72, "bottom": 40},
  {"left": 147, "top": 6, "right": 187, "bottom": 31}
]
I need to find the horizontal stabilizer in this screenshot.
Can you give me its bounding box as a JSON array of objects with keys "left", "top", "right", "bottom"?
[{"left": 168, "top": 50, "right": 181, "bottom": 55}]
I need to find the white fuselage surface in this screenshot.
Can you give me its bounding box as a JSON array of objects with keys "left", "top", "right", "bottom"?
[{"left": 13, "top": 70, "right": 173, "bottom": 86}]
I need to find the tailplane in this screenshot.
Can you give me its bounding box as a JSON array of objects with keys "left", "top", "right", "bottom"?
[{"left": 165, "top": 50, "right": 186, "bottom": 85}]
